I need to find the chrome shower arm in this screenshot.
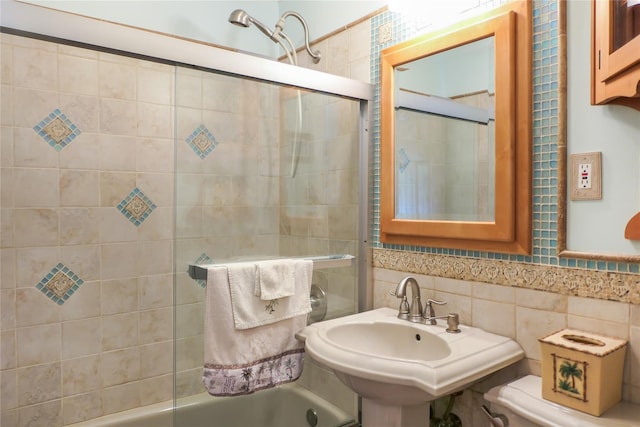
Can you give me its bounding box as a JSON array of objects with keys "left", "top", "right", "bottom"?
[
  {"left": 229, "top": 9, "right": 322, "bottom": 64},
  {"left": 276, "top": 11, "right": 322, "bottom": 64}
]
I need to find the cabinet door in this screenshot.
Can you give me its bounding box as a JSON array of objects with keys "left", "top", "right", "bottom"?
[{"left": 592, "top": 0, "right": 640, "bottom": 110}]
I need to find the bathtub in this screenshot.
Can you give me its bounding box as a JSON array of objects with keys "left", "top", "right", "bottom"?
[{"left": 68, "top": 383, "right": 357, "bottom": 427}]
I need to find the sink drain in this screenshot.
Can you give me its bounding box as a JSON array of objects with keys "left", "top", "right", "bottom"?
[{"left": 306, "top": 408, "right": 318, "bottom": 427}]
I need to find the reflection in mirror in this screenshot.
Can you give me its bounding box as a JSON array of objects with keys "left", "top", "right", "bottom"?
[{"left": 394, "top": 37, "right": 496, "bottom": 222}]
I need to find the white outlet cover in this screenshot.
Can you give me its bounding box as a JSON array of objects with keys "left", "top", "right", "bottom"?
[{"left": 570, "top": 152, "right": 602, "bottom": 200}]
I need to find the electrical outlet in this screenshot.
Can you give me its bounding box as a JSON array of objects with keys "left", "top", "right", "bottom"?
[
  {"left": 578, "top": 163, "right": 592, "bottom": 189},
  {"left": 570, "top": 152, "right": 602, "bottom": 200}
]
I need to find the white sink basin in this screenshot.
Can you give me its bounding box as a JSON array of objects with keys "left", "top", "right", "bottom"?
[
  {"left": 297, "top": 307, "right": 524, "bottom": 406},
  {"left": 325, "top": 321, "right": 452, "bottom": 362}
]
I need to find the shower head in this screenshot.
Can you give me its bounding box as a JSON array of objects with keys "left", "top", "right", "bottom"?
[
  {"left": 228, "top": 9, "right": 250, "bottom": 27},
  {"left": 228, "top": 9, "right": 321, "bottom": 65},
  {"left": 228, "top": 9, "right": 280, "bottom": 42}
]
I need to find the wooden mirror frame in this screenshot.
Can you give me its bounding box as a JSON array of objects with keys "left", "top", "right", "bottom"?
[{"left": 380, "top": 1, "right": 532, "bottom": 254}]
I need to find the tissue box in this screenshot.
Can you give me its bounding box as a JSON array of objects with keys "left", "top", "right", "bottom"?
[{"left": 539, "top": 329, "right": 627, "bottom": 416}]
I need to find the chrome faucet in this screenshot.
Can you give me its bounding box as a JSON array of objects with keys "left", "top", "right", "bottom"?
[
  {"left": 392, "top": 277, "right": 461, "bottom": 333},
  {"left": 394, "top": 276, "right": 423, "bottom": 322}
]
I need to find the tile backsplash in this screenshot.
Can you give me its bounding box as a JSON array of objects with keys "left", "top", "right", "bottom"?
[
  {"left": 372, "top": 253, "right": 640, "bottom": 425},
  {"left": 374, "top": 249, "right": 640, "bottom": 304}
]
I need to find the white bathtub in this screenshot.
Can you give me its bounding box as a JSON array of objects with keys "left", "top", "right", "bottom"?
[{"left": 68, "top": 383, "right": 357, "bottom": 427}]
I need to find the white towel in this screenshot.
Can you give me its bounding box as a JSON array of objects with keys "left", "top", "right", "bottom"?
[
  {"left": 202, "top": 262, "right": 312, "bottom": 396},
  {"left": 253, "top": 259, "right": 297, "bottom": 300},
  {"left": 227, "top": 259, "right": 312, "bottom": 330}
]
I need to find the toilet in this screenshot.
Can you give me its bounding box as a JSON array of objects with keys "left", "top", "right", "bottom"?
[{"left": 484, "top": 375, "right": 640, "bottom": 427}]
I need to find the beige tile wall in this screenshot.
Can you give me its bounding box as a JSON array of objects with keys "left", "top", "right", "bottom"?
[
  {"left": 172, "top": 66, "right": 284, "bottom": 399},
  {"left": 1, "top": 14, "right": 369, "bottom": 426},
  {"left": 1, "top": 34, "right": 175, "bottom": 426},
  {"left": 296, "top": 18, "right": 372, "bottom": 83},
  {"left": 172, "top": 46, "right": 363, "bottom": 415},
  {"left": 275, "top": 88, "right": 362, "bottom": 412},
  {"left": 285, "top": 19, "right": 372, "bottom": 418}
]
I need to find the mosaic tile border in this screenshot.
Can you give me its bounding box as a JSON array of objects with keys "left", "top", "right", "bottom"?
[
  {"left": 373, "top": 248, "right": 640, "bottom": 304},
  {"left": 397, "top": 147, "right": 410, "bottom": 173},
  {"left": 193, "top": 252, "right": 212, "bottom": 288},
  {"left": 369, "top": 1, "right": 640, "bottom": 273}
]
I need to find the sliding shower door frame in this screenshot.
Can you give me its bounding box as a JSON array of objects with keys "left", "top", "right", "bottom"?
[
  {"left": 3, "top": 0, "right": 374, "bottom": 313},
  {"left": 1, "top": 2, "right": 372, "bottom": 101},
  {"left": 4, "top": 4, "right": 374, "bottom": 424}
]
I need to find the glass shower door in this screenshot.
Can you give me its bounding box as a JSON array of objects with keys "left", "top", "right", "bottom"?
[{"left": 173, "top": 64, "right": 361, "bottom": 425}]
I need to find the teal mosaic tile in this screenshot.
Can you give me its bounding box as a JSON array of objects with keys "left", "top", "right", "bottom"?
[
  {"left": 370, "top": 1, "right": 640, "bottom": 272},
  {"left": 193, "top": 253, "right": 212, "bottom": 288},
  {"left": 397, "top": 147, "right": 410, "bottom": 173},
  {"left": 186, "top": 124, "right": 218, "bottom": 159},
  {"left": 370, "top": 0, "right": 624, "bottom": 269},
  {"left": 33, "top": 109, "right": 81, "bottom": 151},
  {"left": 36, "top": 263, "right": 84, "bottom": 305},
  {"left": 117, "top": 187, "right": 156, "bottom": 226}
]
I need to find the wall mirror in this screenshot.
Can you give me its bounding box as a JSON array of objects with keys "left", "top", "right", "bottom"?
[{"left": 380, "top": 1, "right": 532, "bottom": 254}]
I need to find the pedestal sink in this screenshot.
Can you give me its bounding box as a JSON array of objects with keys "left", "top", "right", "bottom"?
[{"left": 296, "top": 308, "right": 524, "bottom": 427}]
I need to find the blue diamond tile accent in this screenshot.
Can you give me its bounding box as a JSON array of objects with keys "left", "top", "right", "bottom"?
[
  {"left": 398, "top": 147, "right": 410, "bottom": 173},
  {"left": 194, "top": 253, "right": 212, "bottom": 288},
  {"left": 116, "top": 187, "right": 157, "bottom": 226},
  {"left": 186, "top": 125, "right": 218, "bottom": 159},
  {"left": 33, "top": 109, "right": 81, "bottom": 151},
  {"left": 36, "top": 263, "right": 84, "bottom": 305}
]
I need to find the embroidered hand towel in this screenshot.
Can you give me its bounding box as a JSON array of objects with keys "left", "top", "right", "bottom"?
[
  {"left": 227, "top": 259, "right": 312, "bottom": 330},
  {"left": 202, "top": 264, "right": 310, "bottom": 396},
  {"left": 253, "top": 259, "right": 297, "bottom": 300}
]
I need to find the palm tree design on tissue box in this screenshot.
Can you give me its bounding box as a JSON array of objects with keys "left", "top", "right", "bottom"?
[{"left": 553, "top": 356, "right": 587, "bottom": 401}]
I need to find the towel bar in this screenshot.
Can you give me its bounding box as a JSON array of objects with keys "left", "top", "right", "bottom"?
[{"left": 187, "top": 254, "right": 355, "bottom": 281}]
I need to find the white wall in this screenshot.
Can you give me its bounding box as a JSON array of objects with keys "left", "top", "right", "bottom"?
[
  {"left": 566, "top": 0, "right": 640, "bottom": 255},
  {"left": 14, "top": 1, "right": 281, "bottom": 57},
  {"left": 14, "top": 0, "right": 385, "bottom": 60}
]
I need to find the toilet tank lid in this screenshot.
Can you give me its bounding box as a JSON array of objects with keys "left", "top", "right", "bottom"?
[{"left": 484, "top": 375, "right": 640, "bottom": 427}]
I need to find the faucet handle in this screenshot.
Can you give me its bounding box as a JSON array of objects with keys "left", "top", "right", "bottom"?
[
  {"left": 423, "top": 298, "right": 447, "bottom": 324},
  {"left": 424, "top": 298, "right": 446, "bottom": 313}
]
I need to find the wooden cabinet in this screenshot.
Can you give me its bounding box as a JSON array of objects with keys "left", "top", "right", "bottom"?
[{"left": 591, "top": 0, "right": 640, "bottom": 111}]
